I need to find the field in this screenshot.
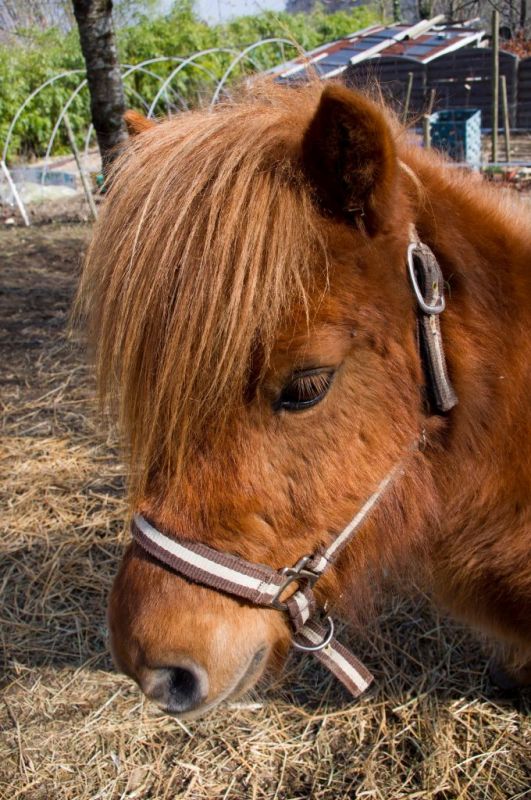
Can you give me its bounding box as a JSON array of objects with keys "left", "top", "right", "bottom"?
[{"left": 0, "top": 222, "right": 529, "bottom": 799}]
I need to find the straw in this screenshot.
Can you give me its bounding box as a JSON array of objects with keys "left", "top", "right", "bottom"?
[{"left": 1, "top": 222, "right": 529, "bottom": 800}]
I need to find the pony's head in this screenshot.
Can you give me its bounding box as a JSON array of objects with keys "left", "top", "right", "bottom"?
[{"left": 80, "top": 82, "right": 434, "bottom": 718}]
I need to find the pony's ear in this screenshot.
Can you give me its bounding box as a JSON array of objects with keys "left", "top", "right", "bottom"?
[
  {"left": 124, "top": 110, "right": 157, "bottom": 137},
  {"left": 301, "top": 84, "right": 397, "bottom": 234}
]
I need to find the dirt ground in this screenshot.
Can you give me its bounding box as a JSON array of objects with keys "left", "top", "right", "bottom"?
[{"left": 0, "top": 223, "right": 530, "bottom": 799}]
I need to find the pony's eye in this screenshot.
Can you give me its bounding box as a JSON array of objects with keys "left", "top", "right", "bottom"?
[{"left": 275, "top": 369, "right": 334, "bottom": 412}]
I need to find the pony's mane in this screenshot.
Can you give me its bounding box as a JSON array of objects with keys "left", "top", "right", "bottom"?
[
  {"left": 77, "top": 78, "right": 530, "bottom": 505},
  {"left": 77, "top": 81, "right": 329, "bottom": 502}
]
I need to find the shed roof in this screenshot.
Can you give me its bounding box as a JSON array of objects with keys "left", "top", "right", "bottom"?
[{"left": 271, "top": 19, "right": 485, "bottom": 82}]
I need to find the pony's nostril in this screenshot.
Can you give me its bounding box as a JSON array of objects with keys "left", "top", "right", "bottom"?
[
  {"left": 142, "top": 661, "right": 208, "bottom": 714},
  {"left": 164, "top": 663, "right": 207, "bottom": 713},
  {"left": 168, "top": 666, "right": 197, "bottom": 702}
]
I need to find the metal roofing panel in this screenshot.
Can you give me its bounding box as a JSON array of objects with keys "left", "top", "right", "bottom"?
[
  {"left": 271, "top": 20, "right": 485, "bottom": 79},
  {"left": 373, "top": 26, "right": 404, "bottom": 38},
  {"left": 406, "top": 44, "right": 436, "bottom": 56},
  {"left": 317, "top": 51, "right": 359, "bottom": 68}
]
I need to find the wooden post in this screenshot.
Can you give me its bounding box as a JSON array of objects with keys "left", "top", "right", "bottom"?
[
  {"left": 491, "top": 9, "right": 499, "bottom": 163},
  {"left": 423, "top": 115, "right": 431, "bottom": 149},
  {"left": 501, "top": 74, "right": 511, "bottom": 163},
  {"left": 402, "top": 72, "right": 414, "bottom": 124},
  {"left": 393, "top": 0, "right": 401, "bottom": 23},
  {"left": 63, "top": 113, "right": 98, "bottom": 221},
  {"left": 422, "top": 88, "right": 435, "bottom": 151},
  {"left": 427, "top": 87, "right": 436, "bottom": 116}
]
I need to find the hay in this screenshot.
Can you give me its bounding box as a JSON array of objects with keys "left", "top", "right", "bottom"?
[{"left": 0, "top": 223, "right": 529, "bottom": 800}]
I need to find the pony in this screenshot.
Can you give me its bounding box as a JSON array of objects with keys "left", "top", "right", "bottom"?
[{"left": 77, "top": 80, "right": 531, "bottom": 718}]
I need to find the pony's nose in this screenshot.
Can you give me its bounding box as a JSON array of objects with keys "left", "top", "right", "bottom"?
[{"left": 147, "top": 662, "right": 209, "bottom": 714}]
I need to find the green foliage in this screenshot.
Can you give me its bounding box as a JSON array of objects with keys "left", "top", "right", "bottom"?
[
  {"left": 0, "top": 28, "right": 87, "bottom": 161},
  {"left": 0, "top": 0, "right": 379, "bottom": 162}
]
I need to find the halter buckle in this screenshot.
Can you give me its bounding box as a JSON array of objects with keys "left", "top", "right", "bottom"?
[
  {"left": 407, "top": 242, "right": 445, "bottom": 315},
  {"left": 271, "top": 555, "right": 319, "bottom": 611}
]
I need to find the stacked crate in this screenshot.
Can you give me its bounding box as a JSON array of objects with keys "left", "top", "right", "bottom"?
[{"left": 429, "top": 109, "right": 482, "bottom": 165}]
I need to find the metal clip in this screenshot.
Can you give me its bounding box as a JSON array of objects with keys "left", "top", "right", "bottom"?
[{"left": 271, "top": 555, "right": 319, "bottom": 611}]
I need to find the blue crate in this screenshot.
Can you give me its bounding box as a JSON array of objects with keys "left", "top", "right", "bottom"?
[{"left": 429, "top": 108, "right": 482, "bottom": 165}]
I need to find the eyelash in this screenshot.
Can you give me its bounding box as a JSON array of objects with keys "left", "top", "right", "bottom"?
[{"left": 274, "top": 369, "right": 335, "bottom": 412}]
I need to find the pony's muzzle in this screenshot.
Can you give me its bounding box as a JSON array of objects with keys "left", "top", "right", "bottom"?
[{"left": 142, "top": 661, "right": 209, "bottom": 715}]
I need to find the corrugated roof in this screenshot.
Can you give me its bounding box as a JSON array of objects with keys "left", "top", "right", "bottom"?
[{"left": 270, "top": 19, "right": 485, "bottom": 82}]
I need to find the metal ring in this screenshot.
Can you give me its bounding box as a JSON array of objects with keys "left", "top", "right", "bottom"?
[
  {"left": 407, "top": 243, "right": 445, "bottom": 315},
  {"left": 292, "top": 616, "right": 335, "bottom": 652}
]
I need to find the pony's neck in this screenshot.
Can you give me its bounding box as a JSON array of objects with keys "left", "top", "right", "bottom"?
[{"left": 404, "top": 148, "right": 530, "bottom": 479}]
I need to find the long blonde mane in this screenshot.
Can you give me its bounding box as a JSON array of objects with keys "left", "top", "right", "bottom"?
[{"left": 77, "top": 82, "right": 329, "bottom": 502}]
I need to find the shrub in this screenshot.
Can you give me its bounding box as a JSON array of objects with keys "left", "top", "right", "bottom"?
[{"left": 0, "top": 1, "right": 378, "bottom": 162}]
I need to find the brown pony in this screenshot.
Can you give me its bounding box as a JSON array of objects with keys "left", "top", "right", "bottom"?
[{"left": 78, "top": 81, "right": 531, "bottom": 718}]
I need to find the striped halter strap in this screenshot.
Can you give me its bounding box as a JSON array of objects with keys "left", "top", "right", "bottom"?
[
  {"left": 131, "top": 231, "right": 456, "bottom": 699},
  {"left": 132, "top": 461, "right": 403, "bottom": 699}
]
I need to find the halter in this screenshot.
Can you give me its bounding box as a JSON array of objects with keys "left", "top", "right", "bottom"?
[{"left": 131, "top": 232, "right": 457, "bottom": 699}]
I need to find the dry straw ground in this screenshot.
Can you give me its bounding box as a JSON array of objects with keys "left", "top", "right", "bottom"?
[{"left": 1, "top": 223, "right": 529, "bottom": 800}]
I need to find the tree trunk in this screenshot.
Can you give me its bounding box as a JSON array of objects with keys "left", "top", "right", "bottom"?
[
  {"left": 393, "top": 0, "right": 401, "bottom": 21},
  {"left": 72, "top": 0, "right": 127, "bottom": 175}
]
